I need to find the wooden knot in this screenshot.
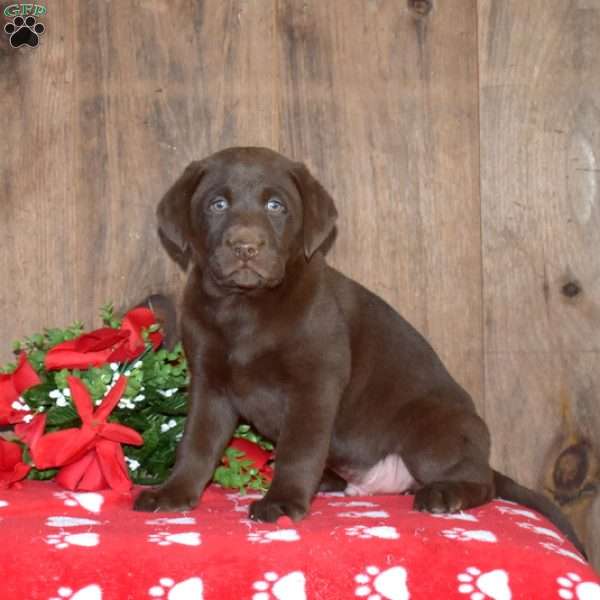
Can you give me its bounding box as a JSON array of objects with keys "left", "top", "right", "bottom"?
[
  {"left": 408, "top": 0, "right": 433, "bottom": 17},
  {"left": 552, "top": 442, "right": 594, "bottom": 504},
  {"left": 561, "top": 281, "right": 582, "bottom": 298}
]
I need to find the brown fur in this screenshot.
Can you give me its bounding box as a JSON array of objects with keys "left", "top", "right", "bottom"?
[{"left": 134, "top": 147, "right": 584, "bottom": 555}]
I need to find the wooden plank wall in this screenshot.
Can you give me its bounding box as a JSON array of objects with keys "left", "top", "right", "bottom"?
[
  {"left": 479, "top": 0, "right": 600, "bottom": 566},
  {"left": 0, "top": 0, "right": 598, "bottom": 565}
]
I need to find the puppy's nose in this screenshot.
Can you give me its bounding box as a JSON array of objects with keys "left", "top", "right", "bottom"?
[
  {"left": 225, "top": 227, "right": 266, "bottom": 260},
  {"left": 232, "top": 242, "right": 261, "bottom": 260}
]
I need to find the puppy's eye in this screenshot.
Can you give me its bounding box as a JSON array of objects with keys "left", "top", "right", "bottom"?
[
  {"left": 266, "top": 198, "right": 286, "bottom": 213},
  {"left": 209, "top": 197, "right": 229, "bottom": 213}
]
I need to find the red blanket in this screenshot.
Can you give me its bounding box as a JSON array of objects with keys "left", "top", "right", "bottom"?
[{"left": 1, "top": 481, "right": 598, "bottom": 599}]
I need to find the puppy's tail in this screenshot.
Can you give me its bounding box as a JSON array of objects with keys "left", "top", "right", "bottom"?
[{"left": 493, "top": 469, "right": 586, "bottom": 557}]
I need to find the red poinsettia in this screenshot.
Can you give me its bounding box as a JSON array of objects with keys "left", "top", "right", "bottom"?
[
  {"left": 14, "top": 413, "right": 47, "bottom": 449},
  {"left": 0, "top": 353, "right": 42, "bottom": 425},
  {"left": 44, "top": 307, "right": 163, "bottom": 371},
  {"left": 31, "top": 375, "right": 143, "bottom": 492},
  {"left": 0, "top": 438, "right": 31, "bottom": 487}
]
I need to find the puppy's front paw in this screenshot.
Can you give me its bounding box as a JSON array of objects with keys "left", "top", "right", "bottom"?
[
  {"left": 413, "top": 482, "right": 466, "bottom": 513},
  {"left": 133, "top": 485, "right": 198, "bottom": 513},
  {"left": 249, "top": 496, "right": 308, "bottom": 523}
]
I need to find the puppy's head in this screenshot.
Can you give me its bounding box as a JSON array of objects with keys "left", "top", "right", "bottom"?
[{"left": 157, "top": 147, "right": 337, "bottom": 292}]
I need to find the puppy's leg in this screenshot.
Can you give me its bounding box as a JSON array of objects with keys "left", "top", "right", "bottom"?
[
  {"left": 401, "top": 400, "right": 495, "bottom": 513},
  {"left": 134, "top": 383, "right": 238, "bottom": 512},
  {"left": 249, "top": 382, "right": 342, "bottom": 523},
  {"left": 318, "top": 468, "right": 347, "bottom": 493}
]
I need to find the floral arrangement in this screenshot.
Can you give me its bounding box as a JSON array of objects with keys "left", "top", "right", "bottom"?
[{"left": 0, "top": 304, "right": 273, "bottom": 494}]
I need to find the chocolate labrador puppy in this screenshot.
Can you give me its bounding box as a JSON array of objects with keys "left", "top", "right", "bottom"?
[{"left": 134, "top": 147, "right": 583, "bottom": 553}]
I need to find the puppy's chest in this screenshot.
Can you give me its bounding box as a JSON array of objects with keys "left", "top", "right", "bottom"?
[{"left": 223, "top": 338, "right": 288, "bottom": 421}]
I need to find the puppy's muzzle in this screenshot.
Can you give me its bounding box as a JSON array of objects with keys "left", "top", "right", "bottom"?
[{"left": 225, "top": 227, "right": 266, "bottom": 262}]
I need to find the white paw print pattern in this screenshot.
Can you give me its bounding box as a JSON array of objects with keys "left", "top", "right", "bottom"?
[
  {"left": 557, "top": 572, "right": 600, "bottom": 599},
  {"left": 48, "top": 584, "right": 102, "bottom": 600},
  {"left": 442, "top": 528, "right": 497, "bottom": 543},
  {"left": 338, "top": 510, "right": 390, "bottom": 519},
  {"left": 354, "top": 565, "right": 409, "bottom": 600},
  {"left": 346, "top": 525, "right": 400, "bottom": 540},
  {"left": 516, "top": 521, "right": 563, "bottom": 541},
  {"left": 329, "top": 501, "right": 379, "bottom": 508},
  {"left": 0, "top": 500, "right": 8, "bottom": 508},
  {"left": 148, "top": 577, "right": 203, "bottom": 599},
  {"left": 46, "top": 532, "right": 99, "bottom": 550},
  {"left": 54, "top": 491, "right": 104, "bottom": 514},
  {"left": 145, "top": 517, "right": 197, "bottom": 526},
  {"left": 430, "top": 512, "right": 479, "bottom": 522},
  {"left": 252, "top": 571, "right": 306, "bottom": 600},
  {"left": 457, "top": 567, "right": 511, "bottom": 600},
  {"left": 248, "top": 529, "right": 300, "bottom": 543},
  {"left": 227, "top": 492, "right": 263, "bottom": 513},
  {"left": 495, "top": 505, "right": 539, "bottom": 521},
  {"left": 46, "top": 516, "right": 100, "bottom": 528},
  {"left": 148, "top": 531, "right": 201, "bottom": 546},
  {"left": 542, "top": 542, "right": 587, "bottom": 565}
]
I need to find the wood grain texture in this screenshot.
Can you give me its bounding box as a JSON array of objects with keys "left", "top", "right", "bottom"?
[
  {"left": 0, "top": 0, "right": 279, "bottom": 358},
  {"left": 276, "top": 0, "right": 483, "bottom": 401},
  {"left": 1, "top": 0, "right": 483, "bottom": 403},
  {"left": 479, "top": 0, "right": 600, "bottom": 565}
]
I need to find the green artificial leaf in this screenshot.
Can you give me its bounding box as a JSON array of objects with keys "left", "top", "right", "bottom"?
[
  {"left": 0, "top": 302, "right": 274, "bottom": 494},
  {"left": 100, "top": 303, "right": 121, "bottom": 328},
  {"left": 155, "top": 394, "right": 188, "bottom": 415},
  {"left": 45, "top": 405, "right": 79, "bottom": 427},
  {"left": 28, "top": 467, "right": 59, "bottom": 481}
]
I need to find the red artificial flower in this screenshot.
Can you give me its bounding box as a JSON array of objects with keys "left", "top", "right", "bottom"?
[
  {"left": 54, "top": 440, "right": 133, "bottom": 492},
  {"left": 0, "top": 353, "right": 42, "bottom": 425},
  {"left": 228, "top": 438, "right": 273, "bottom": 482},
  {"left": 44, "top": 307, "right": 163, "bottom": 371},
  {"left": 0, "top": 438, "right": 31, "bottom": 487},
  {"left": 111, "top": 308, "right": 163, "bottom": 362},
  {"left": 31, "top": 375, "right": 143, "bottom": 492},
  {"left": 14, "top": 413, "right": 47, "bottom": 449}
]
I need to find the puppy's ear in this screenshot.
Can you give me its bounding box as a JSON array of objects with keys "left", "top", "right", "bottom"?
[
  {"left": 293, "top": 163, "right": 338, "bottom": 259},
  {"left": 156, "top": 161, "right": 205, "bottom": 270}
]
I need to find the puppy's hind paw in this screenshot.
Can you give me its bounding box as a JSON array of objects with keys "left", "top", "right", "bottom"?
[
  {"left": 413, "top": 482, "right": 466, "bottom": 513},
  {"left": 133, "top": 486, "right": 198, "bottom": 513}
]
